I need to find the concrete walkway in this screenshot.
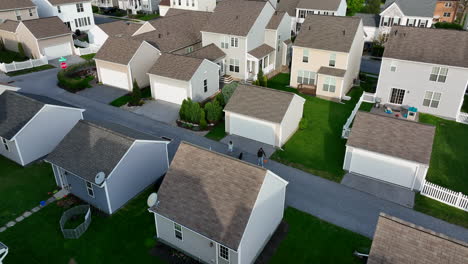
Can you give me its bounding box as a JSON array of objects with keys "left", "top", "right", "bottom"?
[{"left": 6, "top": 69, "right": 468, "bottom": 242}]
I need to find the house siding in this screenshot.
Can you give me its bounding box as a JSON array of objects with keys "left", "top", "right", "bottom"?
[
  {"left": 0, "top": 8, "right": 38, "bottom": 21},
  {"left": 189, "top": 60, "right": 219, "bottom": 102},
  {"left": 169, "top": 0, "right": 216, "bottom": 12},
  {"left": 129, "top": 42, "right": 161, "bottom": 88},
  {"left": 37, "top": 34, "right": 74, "bottom": 56},
  {"left": 433, "top": 1, "right": 458, "bottom": 23},
  {"left": 0, "top": 137, "right": 22, "bottom": 165},
  {"left": 375, "top": 58, "right": 468, "bottom": 119},
  {"left": 341, "top": 20, "right": 364, "bottom": 98},
  {"left": 106, "top": 141, "right": 168, "bottom": 213},
  {"left": 149, "top": 74, "right": 190, "bottom": 104},
  {"left": 88, "top": 25, "right": 107, "bottom": 46},
  {"left": 279, "top": 95, "right": 304, "bottom": 146},
  {"left": 379, "top": 3, "right": 433, "bottom": 35},
  {"left": 95, "top": 59, "right": 131, "bottom": 89},
  {"left": 15, "top": 105, "right": 83, "bottom": 166},
  {"left": 32, "top": 0, "right": 95, "bottom": 31},
  {"left": 247, "top": 3, "right": 275, "bottom": 52},
  {"left": 15, "top": 22, "right": 41, "bottom": 58},
  {"left": 0, "top": 30, "right": 20, "bottom": 52}
]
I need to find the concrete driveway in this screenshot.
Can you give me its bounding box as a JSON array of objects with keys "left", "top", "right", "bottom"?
[
  {"left": 78, "top": 85, "right": 128, "bottom": 104},
  {"left": 130, "top": 100, "right": 180, "bottom": 125},
  {"left": 49, "top": 55, "right": 86, "bottom": 68},
  {"left": 220, "top": 134, "right": 276, "bottom": 159}
]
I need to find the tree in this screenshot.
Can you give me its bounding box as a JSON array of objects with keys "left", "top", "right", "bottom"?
[
  {"left": 188, "top": 101, "right": 202, "bottom": 124},
  {"left": 347, "top": 0, "right": 365, "bottom": 16},
  {"left": 262, "top": 75, "right": 268, "bottom": 87},
  {"left": 205, "top": 101, "right": 222, "bottom": 123},
  {"left": 257, "top": 68, "right": 265, "bottom": 86},
  {"left": 17, "top": 43, "right": 25, "bottom": 59},
  {"left": 367, "top": 0, "right": 381, "bottom": 14},
  {"left": 0, "top": 39, "right": 5, "bottom": 51},
  {"left": 179, "top": 99, "right": 189, "bottom": 121},
  {"left": 199, "top": 110, "right": 207, "bottom": 129},
  {"left": 129, "top": 80, "right": 141, "bottom": 106},
  {"left": 434, "top": 22, "right": 463, "bottom": 30},
  {"left": 215, "top": 93, "right": 225, "bottom": 107}
]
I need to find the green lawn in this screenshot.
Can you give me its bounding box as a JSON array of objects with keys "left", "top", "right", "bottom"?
[
  {"left": 0, "top": 157, "right": 57, "bottom": 225},
  {"left": 1, "top": 188, "right": 166, "bottom": 264},
  {"left": 269, "top": 74, "right": 364, "bottom": 182},
  {"left": 461, "top": 95, "right": 468, "bottom": 113},
  {"left": 414, "top": 194, "right": 468, "bottom": 229},
  {"left": 205, "top": 121, "right": 227, "bottom": 141},
  {"left": 270, "top": 208, "right": 371, "bottom": 264},
  {"left": 131, "top": 13, "right": 160, "bottom": 21},
  {"left": 6, "top": 65, "right": 55, "bottom": 77},
  {"left": 0, "top": 50, "right": 27, "bottom": 63},
  {"left": 110, "top": 87, "right": 152, "bottom": 107},
  {"left": 80, "top": 53, "right": 95, "bottom": 61}
]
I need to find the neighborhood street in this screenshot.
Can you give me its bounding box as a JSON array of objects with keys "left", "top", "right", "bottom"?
[{"left": 5, "top": 68, "right": 468, "bottom": 242}]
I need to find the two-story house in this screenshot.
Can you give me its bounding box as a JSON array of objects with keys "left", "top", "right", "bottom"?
[
  {"left": 277, "top": 0, "right": 347, "bottom": 33},
  {"left": 0, "top": 0, "right": 38, "bottom": 21},
  {"left": 375, "top": 26, "right": 468, "bottom": 120},
  {"left": 32, "top": 0, "right": 95, "bottom": 32},
  {"left": 433, "top": 0, "right": 459, "bottom": 23},
  {"left": 118, "top": 0, "right": 159, "bottom": 14},
  {"left": 290, "top": 15, "right": 364, "bottom": 101},
  {"left": 159, "top": 0, "right": 216, "bottom": 16},
  {"left": 92, "top": 0, "right": 118, "bottom": 9},
  {"left": 201, "top": 0, "right": 291, "bottom": 82}
]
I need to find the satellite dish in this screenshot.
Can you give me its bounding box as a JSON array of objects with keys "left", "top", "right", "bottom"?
[
  {"left": 95, "top": 172, "right": 106, "bottom": 185},
  {"left": 147, "top": 193, "right": 158, "bottom": 207}
]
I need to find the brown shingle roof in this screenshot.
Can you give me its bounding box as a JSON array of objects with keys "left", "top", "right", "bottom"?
[
  {"left": 94, "top": 37, "right": 146, "bottom": 65},
  {"left": 202, "top": 0, "right": 267, "bottom": 37},
  {"left": 317, "top": 66, "right": 346, "bottom": 77},
  {"left": 384, "top": 26, "right": 468, "bottom": 68},
  {"left": 294, "top": 15, "right": 361, "bottom": 53},
  {"left": 0, "top": 0, "right": 35, "bottom": 10},
  {"left": 297, "top": 0, "right": 342, "bottom": 11},
  {"left": 248, "top": 44, "right": 275, "bottom": 59},
  {"left": 22, "top": 17, "right": 71, "bottom": 39},
  {"left": 152, "top": 142, "right": 268, "bottom": 250},
  {"left": 0, "top": 20, "right": 20, "bottom": 33},
  {"left": 266, "top": 11, "right": 286, "bottom": 30},
  {"left": 224, "top": 84, "right": 297, "bottom": 123},
  {"left": 368, "top": 213, "right": 468, "bottom": 264},
  {"left": 277, "top": 0, "right": 300, "bottom": 16},
  {"left": 47, "top": 0, "right": 91, "bottom": 5},
  {"left": 187, "top": 43, "right": 225, "bottom": 61},
  {"left": 97, "top": 21, "right": 141, "bottom": 37},
  {"left": 347, "top": 112, "right": 436, "bottom": 164},
  {"left": 159, "top": 0, "right": 170, "bottom": 6},
  {"left": 148, "top": 53, "right": 204, "bottom": 81}
]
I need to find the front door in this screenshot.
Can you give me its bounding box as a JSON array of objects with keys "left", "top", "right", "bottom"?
[
  {"left": 59, "top": 169, "right": 70, "bottom": 190},
  {"left": 259, "top": 59, "right": 263, "bottom": 72}
]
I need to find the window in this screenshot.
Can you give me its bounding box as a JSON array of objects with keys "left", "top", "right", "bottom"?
[
  {"left": 444, "top": 2, "right": 452, "bottom": 7},
  {"left": 192, "top": 0, "right": 195, "bottom": 6},
  {"left": 77, "top": 3, "right": 84, "bottom": 13},
  {"left": 174, "top": 223, "right": 183, "bottom": 240},
  {"left": 407, "top": 19, "right": 416, "bottom": 27},
  {"left": 423, "top": 91, "right": 441, "bottom": 108},
  {"left": 221, "top": 36, "right": 229, "bottom": 49},
  {"left": 297, "top": 70, "right": 315, "bottom": 85},
  {"left": 322, "top": 77, "right": 336, "bottom": 92},
  {"left": 419, "top": 20, "right": 427, "bottom": 27},
  {"left": 299, "top": 10, "right": 306, "bottom": 18},
  {"left": 430, "top": 66, "right": 448, "bottom": 83},
  {"left": 443, "top": 12, "right": 451, "bottom": 17},
  {"left": 87, "top": 17, "right": 91, "bottom": 25},
  {"left": 2, "top": 138, "right": 9, "bottom": 152},
  {"left": 219, "top": 245, "right": 229, "bottom": 261},
  {"left": 390, "top": 61, "right": 397, "bottom": 72},
  {"left": 381, "top": 17, "right": 389, "bottom": 26},
  {"left": 178, "top": 0, "right": 181, "bottom": 5},
  {"left": 329, "top": 53, "right": 336, "bottom": 67},
  {"left": 15, "top": 10, "right": 21, "bottom": 20},
  {"left": 29, "top": 9, "right": 34, "bottom": 16},
  {"left": 393, "top": 17, "right": 400, "bottom": 25},
  {"left": 229, "top": 59, "right": 239, "bottom": 73},
  {"left": 86, "top": 181, "right": 94, "bottom": 197},
  {"left": 230, "top": 37, "right": 238, "bottom": 48},
  {"left": 302, "top": 49, "right": 309, "bottom": 63},
  {"left": 203, "top": 79, "right": 208, "bottom": 92},
  {"left": 57, "top": 6, "right": 61, "bottom": 13},
  {"left": 75, "top": 18, "right": 78, "bottom": 27},
  {"left": 389, "top": 88, "right": 405, "bottom": 104}
]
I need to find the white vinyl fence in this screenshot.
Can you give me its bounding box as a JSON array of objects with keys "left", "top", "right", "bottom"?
[
  {"left": 74, "top": 44, "right": 100, "bottom": 56},
  {"left": 342, "top": 92, "right": 377, "bottom": 138},
  {"left": 0, "top": 56, "right": 48, "bottom": 73},
  {"left": 74, "top": 39, "right": 89, "bottom": 48},
  {"left": 456, "top": 112, "right": 468, "bottom": 124},
  {"left": 421, "top": 180, "right": 468, "bottom": 212}
]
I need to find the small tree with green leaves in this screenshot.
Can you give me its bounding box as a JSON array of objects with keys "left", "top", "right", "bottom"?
[
  {"left": 222, "top": 82, "right": 238, "bottom": 103},
  {"left": 367, "top": 0, "right": 381, "bottom": 14},
  {"left": 257, "top": 68, "right": 265, "bottom": 86},
  {"left": 262, "top": 75, "right": 268, "bottom": 87},
  {"left": 346, "top": 0, "right": 365, "bottom": 16},
  {"left": 18, "top": 43, "right": 26, "bottom": 59},
  {"left": 188, "top": 100, "right": 202, "bottom": 124},
  {"left": 199, "top": 110, "right": 207, "bottom": 129},
  {"left": 179, "top": 99, "right": 189, "bottom": 121},
  {"left": 129, "top": 80, "right": 142, "bottom": 106},
  {"left": 205, "top": 101, "right": 222, "bottom": 123},
  {"left": 215, "top": 93, "right": 225, "bottom": 107}
]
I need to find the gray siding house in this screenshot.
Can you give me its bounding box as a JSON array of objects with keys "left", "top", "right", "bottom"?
[
  {"left": 46, "top": 120, "right": 169, "bottom": 214},
  {"left": 150, "top": 142, "right": 288, "bottom": 264},
  {"left": 0, "top": 91, "right": 84, "bottom": 166}
]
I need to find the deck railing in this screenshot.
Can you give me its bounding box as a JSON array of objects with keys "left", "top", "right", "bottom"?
[
  {"left": 421, "top": 180, "right": 468, "bottom": 212},
  {"left": 342, "top": 92, "right": 377, "bottom": 138}
]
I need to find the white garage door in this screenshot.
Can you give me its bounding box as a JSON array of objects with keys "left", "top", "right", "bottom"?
[
  {"left": 229, "top": 114, "right": 276, "bottom": 146},
  {"left": 100, "top": 67, "right": 129, "bottom": 90},
  {"left": 349, "top": 149, "right": 417, "bottom": 188},
  {"left": 153, "top": 81, "right": 187, "bottom": 105},
  {"left": 43, "top": 43, "right": 72, "bottom": 60}
]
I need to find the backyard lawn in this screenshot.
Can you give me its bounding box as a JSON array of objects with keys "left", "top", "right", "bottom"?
[
  {"left": 0, "top": 50, "right": 27, "bottom": 63},
  {"left": 269, "top": 74, "right": 365, "bottom": 182},
  {"left": 0, "top": 157, "right": 56, "bottom": 226},
  {"left": 80, "top": 53, "right": 96, "bottom": 61},
  {"left": 270, "top": 207, "right": 371, "bottom": 264}
]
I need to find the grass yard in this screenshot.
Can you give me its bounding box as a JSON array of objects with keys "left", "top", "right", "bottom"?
[
  {"left": 270, "top": 208, "right": 371, "bottom": 264},
  {"left": 205, "top": 121, "right": 227, "bottom": 141},
  {"left": 80, "top": 53, "right": 95, "bottom": 61},
  {"left": 130, "top": 13, "right": 160, "bottom": 21},
  {"left": 110, "top": 87, "right": 152, "bottom": 107},
  {"left": 0, "top": 50, "right": 27, "bottom": 63},
  {"left": 6, "top": 64, "right": 55, "bottom": 77},
  {"left": 461, "top": 95, "right": 468, "bottom": 113},
  {"left": 414, "top": 194, "right": 468, "bottom": 229},
  {"left": 0, "top": 157, "right": 56, "bottom": 226},
  {"left": 1, "top": 188, "right": 166, "bottom": 264},
  {"left": 269, "top": 74, "right": 364, "bottom": 182}
]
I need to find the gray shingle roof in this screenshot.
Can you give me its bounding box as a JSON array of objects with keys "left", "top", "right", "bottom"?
[
  {"left": 297, "top": 0, "right": 342, "bottom": 11},
  {"left": 224, "top": 84, "right": 296, "bottom": 123},
  {"left": 148, "top": 53, "right": 204, "bottom": 81},
  {"left": 383, "top": 0, "right": 437, "bottom": 18},
  {"left": 354, "top": 13, "right": 380, "bottom": 27},
  {"left": 202, "top": 0, "right": 267, "bottom": 37},
  {"left": 46, "top": 120, "right": 160, "bottom": 182},
  {"left": 0, "top": 91, "right": 45, "bottom": 140},
  {"left": 152, "top": 142, "right": 267, "bottom": 250},
  {"left": 248, "top": 44, "right": 275, "bottom": 59},
  {"left": 347, "top": 112, "right": 436, "bottom": 164},
  {"left": 97, "top": 21, "right": 141, "bottom": 38},
  {"left": 187, "top": 43, "right": 225, "bottom": 61},
  {"left": 94, "top": 37, "right": 146, "bottom": 65},
  {"left": 384, "top": 26, "right": 468, "bottom": 68},
  {"left": 0, "top": 0, "right": 35, "bottom": 10},
  {"left": 0, "top": 20, "right": 20, "bottom": 33},
  {"left": 266, "top": 11, "right": 286, "bottom": 30},
  {"left": 317, "top": 66, "right": 346, "bottom": 77},
  {"left": 294, "top": 15, "right": 361, "bottom": 53},
  {"left": 22, "top": 17, "right": 71, "bottom": 39},
  {"left": 277, "top": 0, "right": 300, "bottom": 16}
]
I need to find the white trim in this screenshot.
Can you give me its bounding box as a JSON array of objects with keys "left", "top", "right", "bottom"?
[
  {"left": 103, "top": 182, "right": 113, "bottom": 214},
  {"left": 379, "top": 2, "right": 404, "bottom": 17},
  {"left": 267, "top": 170, "right": 289, "bottom": 186},
  {"left": 345, "top": 144, "right": 428, "bottom": 166},
  {"left": 9, "top": 106, "right": 45, "bottom": 141},
  {"left": 43, "top": 104, "right": 85, "bottom": 113},
  {"left": 128, "top": 41, "right": 162, "bottom": 65},
  {"left": 106, "top": 141, "right": 136, "bottom": 180},
  {"left": 410, "top": 165, "right": 420, "bottom": 191},
  {"left": 14, "top": 139, "right": 25, "bottom": 166},
  {"left": 381, "top": 57, "right": 468, "bottom": 71},
  {"left": 223, "top": 110, "right": 280, "bottom": 126}
]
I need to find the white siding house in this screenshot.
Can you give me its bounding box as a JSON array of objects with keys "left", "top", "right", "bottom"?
[
  {"left": 150, "top": 142, "right": 288, "bottom": 264},
  {"left": 224, "top": 85, "right": 305, "bottom": 147},
  {"left": 159, "top": 0, "right": 216, "bottom": 16},
  {"left": 32, "top": 0, "right": 95, "bottom": 32},
  {"left": 0, "top": 91, "right": 84, "bottom": 166},
  {"left": 118, "top": 0, "right": 159, "bottom": 14}
]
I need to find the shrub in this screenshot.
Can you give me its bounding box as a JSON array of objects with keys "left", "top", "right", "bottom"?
[
  {"left": 92, "top": 5, "right": 99, "bottom": 13},
  {"left": 129, "top": 80, "right": 142, "bottom": 106},
  {"left": 299, "top": 117, "right": 308, "bottom": 130},
  {"left": 57, "top": 61, "right": 95, "bottom": 92},
  {"left": 257, "top": 68, "right": 265, "bottom": 86},
  {"left": 359, "top": 73, "right": 367, "bottom": 82},
  {"left": 434, "top": 22, "right": 463, "bottom": 30},
  {"left": 262, "top": 75, "right": 268, "bottom": 87},
  {"left": 0, "top": 39, "right": 4, "bottom": 51},
  {"left": 188, "top": 101, "right": 202, "bottom": 124},
  {"left": 199, "top": 110, "right": 207, "bottom": 130},
  {"left": 215, "top": 93, "right": 225, "bottom": 107},
  {"left": 17, "top": 43, "right": 25, "bottom": 58},
  {"left": 179, "top": 99, "right": 189, "bottom": 121},
  {"left": 222, "top": 82, "right": 238, "bottom": 103},
  {"left": 205, "top": 101, "right": 222, "bottom": 123},
  {"left": 371, "top": 44, "right": 384, "bottom": 57}
]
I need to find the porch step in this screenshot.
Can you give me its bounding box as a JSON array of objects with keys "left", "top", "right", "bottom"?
[{"left": 221, "top": 75, "right": 234, "bottom": 84}]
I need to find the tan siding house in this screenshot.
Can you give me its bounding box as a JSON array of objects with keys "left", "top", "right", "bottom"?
[{"left": 0, "top": 0, "right": 38, "bottom": 21}]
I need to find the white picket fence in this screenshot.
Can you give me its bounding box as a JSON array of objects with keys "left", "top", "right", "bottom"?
[
  {"left": 342, "top": 92, "right": 377, "bottom": 138},
  {"left": 0, "top": 56, "right": 48, "bottom": 73},
  {"left": 421, "top": 180, "right": 468, "bottom": 212},
  {"left": 456, "top": 112, "right": 468, "bottom": 124},
  {"left": 74, "top": 44, "right": 100, "bottom": 56},
  {"left": 74, "top": 39, "right": 89, "bottom": 48}
]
